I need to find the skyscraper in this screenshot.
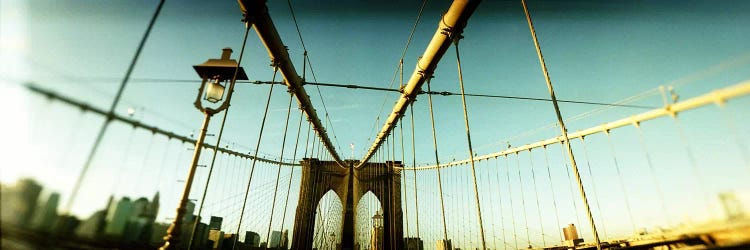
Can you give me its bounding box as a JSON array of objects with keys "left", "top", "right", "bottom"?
[
  {"left": 370, "top": 210, "right": 384, "bottom": 250},
  {"left": 210, "top": 216, "right": 223, "bottom": 230},
  {"left": 270, "top": 230, "right": 282, "bottom": 248},
  {"left": 32, "top": 192, "right": 60, "bottom": 231},
  {"left": 436, "top": 239, "right": 452, "bottom": 250},
  {"left": 245, "top": 231, "right": 260, "bottom": 247},
  {"left": 1, "top": 178, "right": 43, "bottom": 227},
  {"left": 104, "top": 197, "right": 134, "bottom": 238},
  {"left": 280, "top": 229, "right": 289, "bottom": 249},
  {"left": 404, "top": 237, "right": 424, "bottom": 250}
]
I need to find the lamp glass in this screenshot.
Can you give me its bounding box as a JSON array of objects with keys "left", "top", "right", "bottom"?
[{"left": 204, "top": 78, "right": 225, "bottom": 103}]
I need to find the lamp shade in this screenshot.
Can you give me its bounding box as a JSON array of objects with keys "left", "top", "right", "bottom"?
[{"left": 204, "top": 78, "right": 225, "bottom": 103}]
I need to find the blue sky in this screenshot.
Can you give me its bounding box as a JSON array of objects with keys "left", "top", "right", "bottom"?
[{"left": 2, "top": 0, "right": 750, "bottom": 248}]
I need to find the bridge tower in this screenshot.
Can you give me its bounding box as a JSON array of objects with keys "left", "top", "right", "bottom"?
[{"left": 291, "top": 159, "right": 403, "bottom": 249}]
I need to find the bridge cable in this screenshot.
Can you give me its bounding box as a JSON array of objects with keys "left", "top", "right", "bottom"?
[
  {"left": 401, "top": 116, "right": 410, "bottom": 238},
  {"left": 514, "top": 153, "right": 532, "bottom": 248},
  {"left": 409, "top": 103, "right": 421, "bottom": 239},
  {"left": 503, "top": 155, "right": 519, "bottom": 250},
  {"left": 264, "top": 93, "right": 295, "bottom": 246},
  {"left": 492, "top": 157, "right": 508, "bottom": 250},
  {"left": 632, "top": 127, "right": 672, "bottom": 227},
  {"left": 189, "top": 98, "right": 233, "bottom": 249},
  {"left": 557, "top": 139, "right": 582, "bottom": 230},
  {"left": 63, "top": 0, "right": 165, "bottom": 214},
  {"left": 577, "top": 137, "right": 609, "bottom": 239},
  {"left": 520, "top": 0, "right": 602, "bottom": 248},
  {"left": 528, "top": 150, "right": 546, "bottom": 246},
  {"left": 233, "top": 67, "right": 278, "bottom": 250},
  {"left": 287, "top": 0, "right": 342, "bottom": 157},
  {"left": 454, "top": 39, "right": 488, "bottom": 250},
  {"left": 605, "top": 132, "right": 637, "bottom": 234},
  {"left": 480, "top": 160, "right": 498, "bottom": 249},
  {"left": 279, "top": 111, "right": 305, "bottom": 234},
  {"left": 109, "top": 127, "right": 137, "bottom": 195},
  {"left": 425, "top": 79, "right": 450, "bottom": 242},
  {"left": 368, "top": 0, "right": 430, "bottom": 152},
  {"left": 126, "top": 131, "right": 156, "bottom": 203},
  {"left": 720, "top": 106, "right": 750, "bottom": 172},
  {"left": 672, "top": 117, "right": 713, "bottom": 215}
]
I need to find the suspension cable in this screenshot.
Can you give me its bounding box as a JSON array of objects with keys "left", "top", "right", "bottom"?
[
  {"left": 514, "top": 153, "right": 531, "bottom": 248},
  {"left": 233, "top": 67, "right": 278, "bottom": 249},
  {"left": 528, "top": 150, "right": 546, "bottom": 246},
  {"left": 520, "top": 0, "right": 601, "bottom": 248},
  {"left": 577, "top": 137, "right": 608, "bottom": 239},
  {"left": 63, "top": 0, "right": 165, "bottom": 214},
  {"left": 265, "top": 93, "right": 295, "bottom": 245},
  {"left": 425, "top": 79, "right": 450, "bottom": 241},
  {"left": 279, "top": 111, "right": 305, "bottom": 233},
  {"left": 504, "top": 156, "right": 519, "bottom": 250},
  {"left": 408, "top": 105, "right": 421, "bottom": 241},
  {"left": 454, "top": 39, "right": 487, "bottom": 249}
]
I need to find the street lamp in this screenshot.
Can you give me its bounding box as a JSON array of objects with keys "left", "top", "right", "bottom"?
[{"left": 160, "top": 48, "right": 248, "bottom": 250}]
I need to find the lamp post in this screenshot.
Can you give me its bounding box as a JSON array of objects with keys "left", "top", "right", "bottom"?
[{"left": 160, "top": 48, "right": 248, "bottom": 250}]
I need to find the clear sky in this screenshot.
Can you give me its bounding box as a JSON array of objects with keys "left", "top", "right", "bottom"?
[{"left": 2, "top": 0, "right": 750, "bottom": 248}]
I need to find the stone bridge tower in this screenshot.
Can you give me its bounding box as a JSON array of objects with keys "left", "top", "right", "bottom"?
[{"left": 291, "top": 158, "right": 403, "bottom": 249}]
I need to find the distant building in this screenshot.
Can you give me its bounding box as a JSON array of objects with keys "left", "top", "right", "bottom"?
[
  {"left": 371, "top": 210, "right": 384, "bottom": 250},
  {"left": 192, "top": 222, "right": 210, "bottom": 249},
  {"left": 221, "top": 233, "right": 238, "bottom": 250},
  {"left": 436, "top": 239, "right": 452, "bottom": 250},
  {"left": 1, "top": 178, "right": 43, "bottom": 227},
  {"left": 210, "top": 216, "right": 223, "bottom": 230},
  {"left": 280, "top": 229, "right": 289, "bottom": 249},
  {"left": 208, "top": 229, "right": 225, "bottom": 250},
  {"left": 719, "top": 191, "right": 746, "bottom": 220},
  {"left": 404, "top": 237, "right": 424, "bottom": 250},
  {"left": 76, "top": 210, "right": 107, "bottom": 239},
  {"left": 32, "top": 192, "right": 60, "bottom": 231},
  {"left": 563, "top": 224, "right": 583, "bottom": 247},
  {"left": 105, "top": 197, "right": 134, "bottom": 238},
  {"left": 270, "top": 230, "right": 282, "bottom": 248},
  {"left": 52, "top": 214, "right": 81, "bottom": 237},
  {"left": 150, "top": 222, "right": 170, "bottom": 245},
  {"left": 245, "top": 231, "right": 260, "bottom": 247}
]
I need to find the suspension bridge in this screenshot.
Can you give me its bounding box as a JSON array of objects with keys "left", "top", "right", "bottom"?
[{"left": 2, "top": 0, "right": 750, "bottom": 250}]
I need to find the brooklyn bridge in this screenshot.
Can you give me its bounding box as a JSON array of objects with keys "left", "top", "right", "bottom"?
[{"left": 2, "top": 0, "right": 750, "bottom": 249}]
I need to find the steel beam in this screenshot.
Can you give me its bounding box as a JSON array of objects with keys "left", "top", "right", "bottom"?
[
  {"left": 357, "top": 0, "right": 482, "bottom": 168},
  {"left": 239, "top": 0, "right": 345, "bottom": 167}
]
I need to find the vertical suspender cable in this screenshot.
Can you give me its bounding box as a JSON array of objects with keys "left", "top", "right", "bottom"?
[
  {"left": 454, "top": 40, "right": 487, "bottom": 249},
  {"left": 425, "top": 79, "right": 450, "bottom": 242},
  {"left": 514, "top": 153, "right": 531, "bottom": 248},
  {"left": 578, "top": 137, "right": 608, "bottom": 239},
  {"left": 520, "top": 0, "right": 601, "bottom": 248},
  {"left": 265, "top": 93, "right": 295, "bottom": 245},
  {"left": 64, "top": 0, "right": 165, "bottom": 214},
  {"left": 528, "top": 151, "right": 546, "bottom": 246},
  {"left": 410, "top": 103, "right": 421, "bottom": 239},
  {"left": 279, "top": 111, "right": 305, "bottom": 233},
  {"left": 233, "top": 67, "right": 278, "bottom": 250}
]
